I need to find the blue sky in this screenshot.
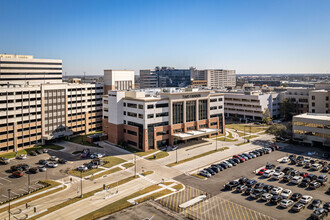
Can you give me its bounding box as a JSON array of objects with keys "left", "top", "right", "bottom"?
[{"left": 1, "top": 0, "right": 330, "bottom": 75}]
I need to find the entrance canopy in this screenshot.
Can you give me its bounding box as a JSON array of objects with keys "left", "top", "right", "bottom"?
[{"left": 172, "top": 128, "right": 218, "bottom": 140}]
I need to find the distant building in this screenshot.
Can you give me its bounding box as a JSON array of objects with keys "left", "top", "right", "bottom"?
[
  {"left": 293, "top": 113, "right": 330, "bottom": 147},
  {"left": 139, "top": 69, "right": 158, "bottom": 88},
  {"left": 0, "top": 54, "right": 62, "bottom": 85},
  {"left": 103, "top": 70, "right": 135, "bottom": 94},
  {"left": 284, "top": 88, "right": 311, "bottom": 115},
  {"left": 102, "top": 88, "right": 225, "bottom": 151},
  {"left": 193, "top": 69, "right": 236, "bottom": 89}
]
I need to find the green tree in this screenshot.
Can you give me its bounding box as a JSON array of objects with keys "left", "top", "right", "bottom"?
[
  {"left": 262, "top": 108, "right": 272, "bottom": 124},
  {"left": 281, "top": 98, "right": 295, "bottom": 120},
  {"left": 266, "top": 124, "right": 287, "bottom": 138}
]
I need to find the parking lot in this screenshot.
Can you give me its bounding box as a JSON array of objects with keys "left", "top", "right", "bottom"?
[
  {"left": 0, "top": 148, "right": 96, "bottom": 203},
  {"left": 175, "top": 143, "right": 329, "bottom": 220}
]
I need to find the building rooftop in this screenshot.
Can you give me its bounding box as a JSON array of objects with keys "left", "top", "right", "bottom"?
[{"left": 294, "top": 113, "right": 330, "bottom": 121}]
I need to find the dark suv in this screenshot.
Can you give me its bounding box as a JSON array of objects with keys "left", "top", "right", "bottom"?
[{"left": 224, "top": 181, "right": 240, "bottom": 190}]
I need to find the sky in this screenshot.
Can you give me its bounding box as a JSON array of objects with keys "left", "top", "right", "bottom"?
[{"left": 1, "top": 0, "right": 330, "bottom": 75}]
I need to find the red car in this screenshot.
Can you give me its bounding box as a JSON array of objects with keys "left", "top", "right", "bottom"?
[
  {"left": 233, "top": 155, "right": 245, "bottom": 162},
  {"left": 300, "top": 172, "right": 309, "bottom": 178},
  {"left": 258, "top": 168, "right": 268, "bottom": 175},
  {"left": 272, "top": 144, "right": 279, "bottom": 150},
  {"left": 13, "top": 170, "right": 24, "bottom": 177}
]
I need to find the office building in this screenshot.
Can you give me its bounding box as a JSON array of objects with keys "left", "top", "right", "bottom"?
[
  {"left": 0, "top": 54, "right": 62, "bottom": 85},
  {"left": 0, "top": 82, "right": 103, "bottom": 153},
  {"left": 139, "top": 70, "right": 158, "bottom": 88},
  {"left": 102, "top": 88, "right": 225, "bottom": 151},
  {"left": 103, "top": 70, "right": 135, "bottom": 94},
  {"left": 223, "top": 91, "right": 282, "bottom": 121},
  {"left": 192, "top": 69, "right": 236, "bottom": 89},
  {"left": 293, "top": 113, "right": 330, "bottom": 147},
  {"left": 283, "top": 88, "right": 311, "bottom": 115}
]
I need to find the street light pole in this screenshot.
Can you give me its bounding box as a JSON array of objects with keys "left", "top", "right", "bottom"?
[
  {"left": 80, "top": 170, "right": 83, "bottom": 198},
  {"left": 216, "top": 130, "right": 218, "bottom": 151},
  {"left": 28, "top": 174, "right": 30, "bottom": 194},
  {"left": 176, "top": 148, "right": 178, "bottom": 163},
  {"left": 8, "top": 189, "right": 11, "bottom": 220},
  {"left": 134, "top": 153, "right": 137, "bottom": 177},
  {"left": 244, "top": 126, "right": 246, "bottom": 143}
]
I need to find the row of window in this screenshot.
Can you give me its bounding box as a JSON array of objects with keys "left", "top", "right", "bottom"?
[{"left": 210, "top": 98, "right": 223, "bottom": 102}]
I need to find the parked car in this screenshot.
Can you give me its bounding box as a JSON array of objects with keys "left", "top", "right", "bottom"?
[
  {"left": 297, "top": 161, "right": 305, "bottom": 166},
  {"left": 254, "top": 182, "right": 265, "bottom": 189},
  {"left": 199, "top": 170, "right": 211, "bottom": 178},
  {"left": 38, "top": 166, "right": 47, "bottom": 172},
  {"left": 49, "top": 156, "right": 58, "bottom": 161},
  {"left": 304, "top": 162, "right": 312, "bottom": 168},
  {"left": 290, "top": 170, "right": 300, "bottom": 177},
  {"left": 312, "top": 164, "right": 322, "bottom": 171},
  {"left": 263, "top": 169, "right": 275, "bottom": 178},
  {"left": 224, "top": 181, "right": 240, "bottom": 190},
  {"left": 265, "top": 164, "right": 276, "bottom": 169},
  {"left": 310, "top": 208, "right": 328, "bottom": 220},
  {"left": 311, "top": 199, "right": 323, "bottom": 209},
  {"left": 0, "top": 157, "right": 9, "bottom": 165},
  {"left": 77, "top": 165, "right": 88, "bottom": 171},
  {"left": 29, "top": 167, "right": 39, "bottom": 174},
  {"left": 272, "top": 172, "right": 284, "bottom": 180},
  {"left": 246, "top": 179, "right": 257, "bottom": 187},
  {"left": 12, "top": 170, "right": 24, "bottom": 177},
  {"left": 47, "top": 162, "right": 58, "bottom": 168},
  {"left": 280, "top": 157, "right": 289, "bottom": 163},
  {"left": 283, "top": 175, "right": 293, "bottom": 182},
  {"left": 280, "top": 199, "right": 294, "bottom": 208},
  {"left": 232, "top": 158, "right": 241, "bottom": 164},
  {"left": 291, "top": 176, "right": 303, "bottom": 185},
  {"left": 270, "top": 195, "right": 283, "bottom": 204},
  {"left": 223, "top": 161, "right": 233, "bottom": 168},
  {"left": 321, "top": 166, "right": 329, "bottom": 172},
  {"left": 307, "top": 174, "right": 318, "bottom": 181},
  {"left": 11, "top": 165, "right": 23, "bottom": 172},
  {"left": 261, "top": 193, "right": 272, "bottom": 201},
  {"left": 300, "top": 195, "right": 313, "bottom": 204},
  {"left": 235, "top": 185, "right": 248, "bottom": 193},
  {"left": 205, "top": 168, "right": 216, "bottom": 175},
  {"left": 282, "top": 167, "right": 293, "bottom": 175},
  {"left": 309, "top": 181, "right": 321, "bottom": 190},
  {"left": 323, "top": 202, "right": 330, "bottom": 212},
  {"left": 39, "top": 159, "right": 48, "bottom": 165},
  {"left": 238, "top": 177, "right": 248, "bottom": 184},
  {"left": 263, "top": 185, "right": 274, "bottom": 193},
  {"left": 316, "top": 174, "right": 328, "bottom": 184},
  {"left": 16, "top": 154, "right": 27, "bottom": 160},
  {"left": 29, "top": 151, "right": 37, "bottom": 156},
  {"left": 300, "top": 178, "right": 311, "bottom": 187},
  {"left": 42, "top": 148, "right": 48, "bottom": 153},
  {"left": 20, "top": 164, "right": 30, "bottom": 171},
  {"left": 258, "top": 168, "right": 267, "bottom": 175},
  {"left": 275, "top": 166, "right": 284, "bottom": 172},
  {"left": 36, "top": 149, "right": 43, "bottom": 154},
  {"left": 327, "top": 188, "right": 330, "bottom": 195},
  {"left": 300, "top": 172, "right": 309, "bottom": 178},
  {"left": 227, "top": 159, "right": 237, "bottom": 166},
  {"left": 288, "top": 154, "right": 296, "bottom": 160},
  {"left": 271, "top": 186, "right": 283, "bottom": 195},
  {"left": 250, "top": 189, "right": 263, "bottom": 199},
  {"left": 291, "top": 193, "right": 303, "bottom": 201},
  {"left": 280, "top": 189, "right": 292, "bottom": 199},
  {"left": 244, "top": 187, "right": 254, "bottom": 195},
  {"left": 58, "top": 158, "right": 68, "bottom": 164},
  {"left": 291, "top": 203, "right": 306, "bottom": 212}
]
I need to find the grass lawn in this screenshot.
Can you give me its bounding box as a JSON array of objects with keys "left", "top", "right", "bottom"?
[
  {"left": 122, "top": 163, "right": 134, "bottom": 169},
  {"left": 162, "top": 182, "right": 174, "bottom": 186},
  {"left": 145, "top": 151, "right": 169, "bottom": 160},
  {"left": 227, "top": 131, "right": 234, "bottom": 138},
  {"left": 236, "top": 131, "right": 246, "bottom": 137},
  {"left": 68, "top": 131, "right": 102, "bottom": 148},
  {"left": 77, "top": 184, "right": 162, "bottom": 220},
  {"left": 68, "top": 168, "right": 104, "bottom": 178},
  {"left": 167, "top": 148, "right": 229, "bottom": 167},
  {"left": 141, "top": 171, "right": 154, "bottom": 176},
  {"left": 0, "top": 144, "right": 64, "bottom": 159},
  {"left": 244, "top": 135, "right": 259, "bottom": 140},
  {"left": 135, "top": 189, "right": 172, "bottom": 203},
  {"left": 89, "top": 167, "right": 122, "bottom": 180},
  {"left": 191, "top": 173, "right": 207, "bottom": 179},
  {"left": 0, "top": 180, "right": 63, "bottom": 212},
  {"left": 30, "top": 175, "right": 140, "bottom": 220},
  {"left": 172, "top": 184, "right": 184, "bottom": 191},
  {"left": 102, "top": 156, "right": 126, "bottom": 168},
  {"left": 135, "top": 149, "right": 158, "bottom": 157},
  {"left": 216, "top": 137, "right": 238, "bottom": 142},
  {"left": 259, "top": 131, "right": 267, "bottom": 134},
  {"left": 226, "top": 124, "right": 268, "bottom": 133},
  {"left": 235, "top": 142, "right": 249, "bottom": 146}
]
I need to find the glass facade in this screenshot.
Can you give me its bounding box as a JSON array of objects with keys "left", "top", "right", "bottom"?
[
  {"left": 186, "top": 101, "right": 196, "bottom": 122},
  {"left": 173, "top": 102, "right": 184, "bottom": 124},
  {"left": 156, "top": 68, "right": 191, "bottom": 87},
  {"left": 198, "top": 99, "right": 208, "bottom": 120}
]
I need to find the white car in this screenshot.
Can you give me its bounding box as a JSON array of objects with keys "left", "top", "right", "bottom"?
[
  {"left": 280, "top": 189, "right": 292, "bottom": 199},
  {"left": 49, "top": 156, "right": 58, "bottom": 161},
  {"left": 261, "top": 193, "right": 272, "bottom": 201},
  {"left": 280, "top": 157, "right": 289, "bottom": 163},
  {"left": 77, "top": 165, "right": 88, "bottom": 171},
  {"left": 304, "top": 157, "right": 311, "bottom": 163},
  {"left": 263, "top": 169, "right": 275, "bottom": 178},
  {"left": 300, "top": 195, "right": 313, "bottom": 204},
  {"left": 280, "top": 199, "right": 294, "bottom": 208},
  {"left": 16, "top": 154, "right": 27, "bottom": 160},
  {"left": 291, "top": 176, "right": 303, "bottom": 184},
  {"left": 271, "top": 186, "right": 283, "bottom": 195},
  {"left": 47, "top": 162, "right": 58, "bottom": 168},
  {"left": 223, "top": 161, "right": 233, "bottom": 168},
  {"left": 272, "top": 172, "right": 285, "bottom": 180},
  {"left": 311, "top": 164, "right": 322, "bottom": 171}
]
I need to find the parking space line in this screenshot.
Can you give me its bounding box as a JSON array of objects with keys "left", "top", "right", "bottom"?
[
  {"left": 11, "top": 191, "right": 19, "bottom": 196},
  {"left": 19, "top": 189, "right": 28, "bottom": 192},
  {"left": 2, "top": 195, "right": 8, "bottom": 198},
  {"left": 0, "top": 177, "right": 11, "bottom": 182},
  {"left": 0, "top": 182, "right": 3, "bottom": 185}
]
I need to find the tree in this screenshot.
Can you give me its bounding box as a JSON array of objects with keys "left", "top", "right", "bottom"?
[
  {"left": 266, "top": 124, "right": 287, "bottom": 138},
  {"left": 262, "top": 108, "right": 272, "bottom": 124},
  {"left": 281, "top": 98, "right": 295, "bottom": 121}
]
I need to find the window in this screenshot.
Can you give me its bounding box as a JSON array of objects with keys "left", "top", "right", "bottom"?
[
  {"left": 147, "top": 104, "right": 154, "bottom": 109},
  {"left": 210, "top": 106, "right": 217, "bottom": 110},
  {"left": 156, "top": 103, "right": 168, "bottom": 108},
  {"left": 312, "top": 109, "right": 315, "bottom": 113},
  {"left": 138, "top": 114, "right": 143, "bottom": 119},
  {"left": 123, "top": 111, "right": 126, "bottom": 115},
  {"left": 199, "top": 100, "right": 208, "bottom": 120},
  {"left": 147, "top": 114, "right": 154, "bottom": 119},
  {"left": 173, "top": 102, "right": 183, "bottom": 124},
  {"left": 123, "top": 102, "right": 126, "bottom": 107},
  {"left": 127, "top": 130, "right": 137, "bottom": 136},
  {"left": 156, "top": 130, "right": 169, "bottom": 136},
  {"left": 127, "top": 112, "right": 137, "bottom": 117},
  {"left": 138, "top": 104, "right": 143, "bottom": 109},
  {"left": 326, "top": 96, "right": 329, "bottom": 101},
  {"left": 218, "top": 98, "right": 223, "bottom": 102},
  {"left": 199, "top": 124, "right": 208, "bottom": 128},
  {"left": 219, "top": 105, "right": 223, "bottom": 109},
  {"left": 127, "top": 140, "right": 137, "bottom": 146},
  {"left": 123, "top": 129, "right": 126, "bottom": 133},
  {"left": 127, "top": 103, "right": 137, "bottom": 108},
  {"left": 156, "top": 112, "right": 169, "bottom": 117},
  {"left": 186, "top": 101, "right": 196, "bottom": 122},
  {"left": 210, "top": 122, "right": 217, "bottom": 126},
  {"left": 187, "top": 126, "right": 196, "bottom": 131},
  {"left": 312, "top": 96, "right": 315, "bottom": 100},
  {"left": 173, "top": 128, "right": 183, "bottom": 133},
  {"left": 312, "top": 102, "right": 315, "bottom": 107},
  {"left": 210, "top": 99, "right": 217, "bottom": 102}
]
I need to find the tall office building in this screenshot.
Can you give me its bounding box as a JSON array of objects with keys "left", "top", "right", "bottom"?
[
  {"left": 103, "top": 70, "right": 135, "bottom": 94},
  {"left": 192, "top": 69, "right": 236, "bottom": 89},
  {"left": 139, "top": 70, "right": 158, "bottom": 88},
  {"left": 0, "top": 54, "right": 62, "bottom": 85}
]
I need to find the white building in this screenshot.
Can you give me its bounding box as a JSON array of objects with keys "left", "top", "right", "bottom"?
[
  {"left": 103, "top": 88, "right": 225, "bottom": 151},
  {"left": 293, "top": 113, "right": 330, "bottom": 147},
  {"left": 192, "top": 69, "right": 236, "bottom": 89},
  {"left": 103, "top": 70, "right": 135, "bottom": 94},
  {"left": 0, "top": 54, "right": 62, "bottom": 85}
]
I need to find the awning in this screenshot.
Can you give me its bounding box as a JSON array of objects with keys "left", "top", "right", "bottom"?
[
  {"left": 172, "top": 128, "right": 218, "bottom": 140},
  {"left": 42, "top": 130, "right": 73, "bottom": 140}
]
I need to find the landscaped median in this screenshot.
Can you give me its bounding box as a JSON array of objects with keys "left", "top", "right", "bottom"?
[
  {"left": 216, "top": 137, "right": 238, "bottom": 142},
  {"left": 243, "top": 135, "right": 259, "bottom": 140},
  {"left": 68, "top": 168, "right": 104, "bottom": 178},
  {"left": 0, "top": 180, "right": 64, "bottom": 213},
  {"left": 145, "top": 151, "right": 169, "bottom": 160},
  {"left": 226, "top": 124, "right": 268, "bottom": 133},
  {"left": 102, "top": 156, "right": 126, "bottom": 168},
  {"left": 0, "top": 144, "right": 64, "bottom": 159},
  {"left": 68, "top": 131, "right": 103, "bottom": 148},
  {"left": 235, "top": 142, "right": 249, "bottom": 146},
  {"left": 29, "top": 175, "right": 140, "bottom": 220},
  {"left": 89, "top": 167, "right": 122, "bottom": 180},
  {"left": 166, "top": 147, "right": 229, "bottom": 167}
]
